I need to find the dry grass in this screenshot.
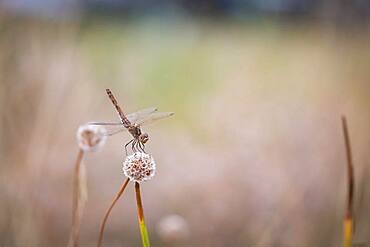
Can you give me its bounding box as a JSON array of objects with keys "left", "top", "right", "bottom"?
[
  {"left": 68, "top": 149, "right": 87, "bottom": 247},
  {"left": 97, "top": 178, "right": 129, "bottom": 247}
]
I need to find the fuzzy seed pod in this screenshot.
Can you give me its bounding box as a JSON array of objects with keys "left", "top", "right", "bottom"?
[
  {"left": 76, "top": 124, "right": 107, "bottom": 152},
  {"left": 123, "top": 152, "right": 156, "bottom": 183}
]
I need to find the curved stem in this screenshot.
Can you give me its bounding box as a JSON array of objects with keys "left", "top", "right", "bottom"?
[
  {"left": 68, "top": 149, "right": 85, "bottom": 247},
  {"left": 135, "top": 182, "right": 151, "bottom": 247},
  {"left": 97, "top": 178, "right": 130, "bottom": 247},
  {"left": 342, "top": 116, "right": 354, "bottom": 219},
  {"left": 341, "top": 116, "right": 354, "bottom": 247}
]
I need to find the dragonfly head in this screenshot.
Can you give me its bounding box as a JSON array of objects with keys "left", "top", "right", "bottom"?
[{"left": 139, "top": 133, "right": 149, "bottom": 144}]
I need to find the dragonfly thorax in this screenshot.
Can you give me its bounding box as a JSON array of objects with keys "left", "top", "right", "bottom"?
[{"left": 128, "top": 125, "right": 149, "bottom": 144}]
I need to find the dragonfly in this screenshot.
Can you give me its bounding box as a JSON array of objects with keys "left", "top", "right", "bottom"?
[{"left": 89, "top": 89, "right": 174, "bottom": 154}]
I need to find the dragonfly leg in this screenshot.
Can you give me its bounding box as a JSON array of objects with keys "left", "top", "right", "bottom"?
[
  {"left": 134, "top": 140, "right": 143, "bottom": 153},
  {"left": 124, "top": 139, "right": 134, "bottom": 156},
  {"left": 132, "top": 139, "right": 137, "bottom": 153},
  {"left": 138, "top": 142, "right": 146, "bottom": 153},
  {"left": 137, "top": 141, "right": 143, "bottom": 153}
]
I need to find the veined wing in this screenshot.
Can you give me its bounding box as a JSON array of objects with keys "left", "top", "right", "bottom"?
[
  {"left": 86, "top": 106, "right": 158, "bottom": 136},
  {"left": 88, "top": 122, "right": 122, "bottom": 126},
  {"left": 87, "top": 107, "right": 157, "bottom": 127},
  {"left": 87, "top": 122, "right": 126, "bottom": 136},
  {"left": 135, "top": 111, "right": 174, "bottom": 126},
  {"left": 126, "top": 107, "right": 158, "bottom": 123}
]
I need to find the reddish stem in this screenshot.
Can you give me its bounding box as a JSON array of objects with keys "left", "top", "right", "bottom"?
[
  {"left": 70, "top": 149, "right": 84, "bottom": 247},
  {"left": 97, "top": 178, "right": 130, "bottom": 247},
  {"left": 341, "top": 116, "right": 354, "bottom": 220}
]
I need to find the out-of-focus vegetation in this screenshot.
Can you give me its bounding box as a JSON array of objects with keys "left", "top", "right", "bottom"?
[{"left": 0, "top": 2, "right": 370, "bottom": 247}]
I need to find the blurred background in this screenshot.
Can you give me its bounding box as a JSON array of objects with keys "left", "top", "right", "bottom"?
[{"left": 0, "top": 1, "right": 370, "bottom": 246}]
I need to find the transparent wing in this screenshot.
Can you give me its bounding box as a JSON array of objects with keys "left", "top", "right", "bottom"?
[
  {"left": 126, "top": 107, "right": 158, "bottom": 124},
  {"left": 86, "top": 107, "right": 169, "bottom": 135},
  {"left": 135, "top": 112, "right": 174, "bottom": 126},
  {"left": 87, "top": 106, "right": 157, "bottom": 127},
  {"left": 88, "top": 122, "right": 122, "bottom": 126},
  {"left": 105, "top": 127, "right": 126, "bottom": 136},
  {"left": 87, "top": 122, "right": 126, "bottom": 136}
]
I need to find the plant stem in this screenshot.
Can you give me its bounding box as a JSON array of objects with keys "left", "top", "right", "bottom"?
[
  {"left": 68, "top": 149, "right": 85, "bottom": 247},
  {"left": 343, "top": 217, "right": 353, "bottom": 247},
  {"left": 341, "top": 116, "right": 354, "bottom": 247},
  {"left": 135, "top": 182, "right": 151, "bottom": 247},
  {"left": 97, "top": 178, "right": 130, "bottom": 247}
]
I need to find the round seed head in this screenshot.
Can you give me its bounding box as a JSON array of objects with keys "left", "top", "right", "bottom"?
[
  {"left": 123, "top": 152, "right": 156, "bottom": 183},
  {"left": 77, "top": 124, "right": 107, "bottom": 152}
]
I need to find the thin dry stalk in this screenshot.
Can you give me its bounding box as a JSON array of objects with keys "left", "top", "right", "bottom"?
[
  {"left": 135, "top": 182, "right": 151, "bottom": 247},
  {"left": 97, "top": 178, "right": 130, "bottom": 247},
  {"left": 68, "top": 149, "right": 88, "bottom": 247},
  {"left": 341, "top": 116, "right": 354, "bottom": 247}
]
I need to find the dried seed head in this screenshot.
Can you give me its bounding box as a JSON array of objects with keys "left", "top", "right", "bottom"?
[
  {"left": 123, "top": 152, "right": 156, "bottom": 183},
  {"left": 77, "top": 124, "right": 107, "bottom": 152},
  {"left": 157, "top": 215, "right": 189, "bottom": 242}
]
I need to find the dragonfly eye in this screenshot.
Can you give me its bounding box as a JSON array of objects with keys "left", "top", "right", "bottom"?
[{"left": 140, "top": 133, "right": 149, "bottom": 143}]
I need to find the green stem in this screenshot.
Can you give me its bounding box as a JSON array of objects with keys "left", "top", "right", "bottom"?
[
  {"left": 135, "top": 182, "right": 151, "bottom": 247},
  {"left": 343, "top": 216, "right": 353, "bottom": 247}
]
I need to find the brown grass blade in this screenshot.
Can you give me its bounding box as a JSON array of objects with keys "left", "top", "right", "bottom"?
[
  {"left": 341, "top": 115, "right": 355, "bottom": 247},
  {"left": 68, "top": 149, "right": 87, "bottom": 247},
  {"left": 97, "top": 178, "right": 130, "bottom": 247}
]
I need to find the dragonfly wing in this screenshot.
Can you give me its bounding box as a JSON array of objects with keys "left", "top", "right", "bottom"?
[
  {"left": 105, "top": 127, "right": 126, "bottom": 136},
  {"left": 87, "top": 122, "right": 123, "bottom": 126},
  {"left": 87, "top": 122, "right": 126, "bottom": 136},
  {"left": 136, "top": 112, "right": 174, "bottom": 126},
  {"left": 127, "top": 107, "right": 158, "bottom": 124}
]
